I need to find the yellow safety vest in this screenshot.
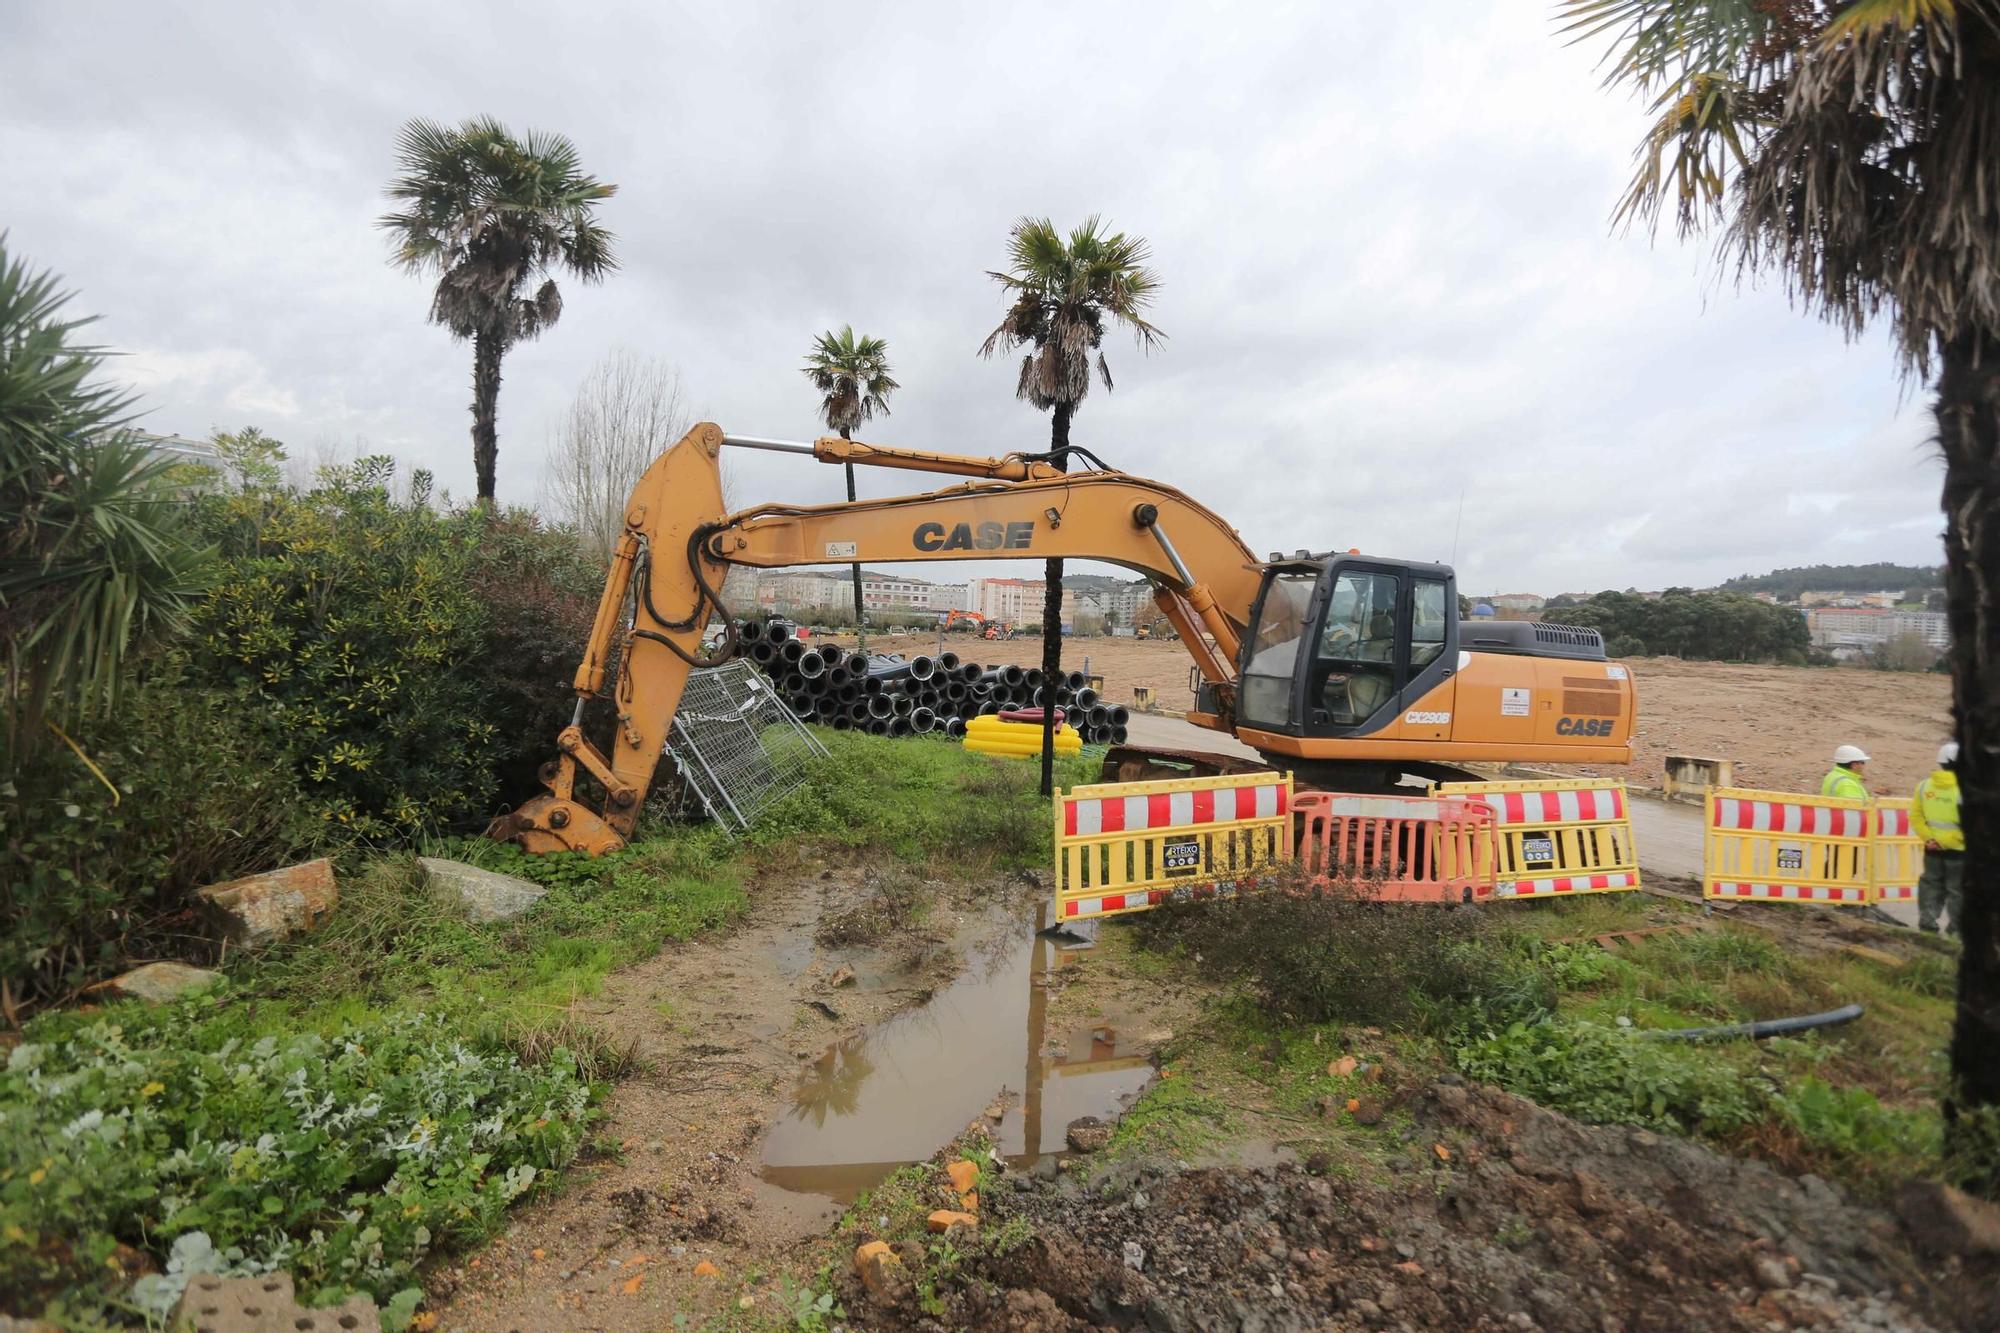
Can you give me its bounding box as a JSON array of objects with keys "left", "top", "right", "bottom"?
[
  {"left": 1911, "top": 769, "right": 1964, "bottom": 852},
  {"left": 1821, "top": 767, "right": 1869, "bottom": 802}
]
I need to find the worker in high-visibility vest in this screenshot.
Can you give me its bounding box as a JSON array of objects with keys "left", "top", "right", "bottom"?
[
  {"left": 1821, "top": 745, "right": 1871, "bottom": 801},
  {"left": 1911, "top": 742, "right": 1964, "bottom": 936}
]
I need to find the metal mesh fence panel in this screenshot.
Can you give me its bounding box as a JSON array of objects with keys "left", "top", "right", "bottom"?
[{"left": 665, "top": 660, "right": 827, "bottom": 834}]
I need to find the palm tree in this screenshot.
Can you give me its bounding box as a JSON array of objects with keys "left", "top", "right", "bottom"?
[
  {"left": 378, "top": 117, "right": 617, "bottom": 504},
  {"left": 981, "top": 217, "right": 1163, "bottom": 795},
  {"left": 802, "top": 326, "right": 898, "bottom": 646},
  {"left": 1562, "top": 0, "right": 2000, "bottom": 1188},
  {"left": 0, "top": 240, "right": 211, "bottom": 762}
]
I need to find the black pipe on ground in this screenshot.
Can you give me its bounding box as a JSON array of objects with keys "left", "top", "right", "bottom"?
[{"left": 1645, "top": 1004, "right": 1864, "bottom": 1042}]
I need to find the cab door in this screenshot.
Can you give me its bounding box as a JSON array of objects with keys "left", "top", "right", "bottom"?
[{"left": 1302, "top": 563, "right": 1458, "bottom": 739}]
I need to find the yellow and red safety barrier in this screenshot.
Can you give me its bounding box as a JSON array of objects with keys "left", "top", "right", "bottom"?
[
  {"left": 1870, "top": 799, "right": 1921, "bottom": 906},
  {"left": 1430, "top": 778, "right": 1640, "bottom": 899},
  {"left": 1703, "top": 786, "right": 1922, "bottom": 907},
  {"left": 1052, "top": 771, "right": 1292, "bottom": 921},
  {"left": 1293, "top": 792, "right": 1495, "bottom": 903}
]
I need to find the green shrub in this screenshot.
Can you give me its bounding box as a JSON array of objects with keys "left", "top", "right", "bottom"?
[
  {"left": 192, "top": 459, "right": 498, "bottom": 837},
  {"left": 1138, "top": 880, "right": 1553, "bottom": 1032},
  {"left": 0, "top": 669, "right": 319, "bottom": 1014},
  {"left": 0, "top": 998, "right": 590, "bottom": 1322},
  {"left": 460, "top": 512, "right": 605, "bottom": 806},
  {"left": 1453, "top": 1019, "right": 1759, "bottom": 1133},
  {"left": 190, "top": 463, "right": 609, "bottom": 837}
]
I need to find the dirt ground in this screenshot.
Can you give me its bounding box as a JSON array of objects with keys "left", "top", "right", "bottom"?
[
  {"left": 852, "top": 1078, "right": 1986, "bottom": 1332},
  {"left": 428, "top": 864, "right": 1045, "bottom": 1330},
  {"left": 822, "top": 634, "right": 1954, "bottom": 800}
]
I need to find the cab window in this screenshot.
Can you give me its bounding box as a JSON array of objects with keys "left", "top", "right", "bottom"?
[
  {"left": 1316, "top": 572, "right": 1399, "bottom": 725},
  {"left": 1411, "top": 580, "right": 1447, "bottom": 668},
  {"left": 1240, "top": 572, "right": 1314, "bottom": 728}
]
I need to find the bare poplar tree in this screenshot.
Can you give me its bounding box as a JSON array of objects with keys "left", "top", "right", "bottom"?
[{"left": 541, "top": 348, "right": 691, "bottom": 555}]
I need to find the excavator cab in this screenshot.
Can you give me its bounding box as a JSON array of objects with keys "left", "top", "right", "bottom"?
[{"left": 1237, "top": 555, "right": 1458, "bottom": 739}]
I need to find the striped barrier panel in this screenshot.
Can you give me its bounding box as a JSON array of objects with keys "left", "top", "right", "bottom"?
[
  {"left": 1054, "top": 771, "right": 1292, "bottom": 922},
  {"left": 1703, "top": 787, "right": 1871, "bottom": 905},
  {"left": 1871, "top": 799, "right": 1922, "bottom": 904},
  {"left": 1429, "top": 779, "right": 1640, "bottom": 899},
  {"left": 1294, "top": 792, "right": 1496, "bottom": 903}
]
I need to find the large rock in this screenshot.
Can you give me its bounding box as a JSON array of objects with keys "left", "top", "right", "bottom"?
[
  {"left": 1066, "top": 1115, "right": 1114, "bottom": 1154},
  {"left": 169, "top": 1271, "right": 378, "bottom": 1331},
  {"left": 85, "top": 962, "right": 221, "bottom": 1004},
  {"left": 196, "top": 859, "right": 337, "bottom": 949},
  {"left": 420, "top": 857, "right": 546, "bottom": 924}
]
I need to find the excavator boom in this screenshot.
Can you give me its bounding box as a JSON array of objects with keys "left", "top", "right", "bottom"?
[{"left": 492, "top": 423, "right": 1263, "bottom": 854}]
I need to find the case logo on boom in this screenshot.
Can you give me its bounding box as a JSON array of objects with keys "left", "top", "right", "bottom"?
[{"left": 913, "top": 520, "right": 1036, "bottom": 552}]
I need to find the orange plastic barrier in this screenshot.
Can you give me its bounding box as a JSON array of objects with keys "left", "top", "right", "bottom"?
[{"left": 1292, "top": 792, "right": 1496, "bottom": 903}]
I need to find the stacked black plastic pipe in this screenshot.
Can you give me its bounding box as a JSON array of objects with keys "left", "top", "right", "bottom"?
[{"left": 734, "top": 619, "right": 1130, "bottom": 744}]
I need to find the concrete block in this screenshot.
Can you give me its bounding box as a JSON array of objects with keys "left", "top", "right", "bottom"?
[
  {"left": 169, "top": 1271, "right": 378, "bottom": 1332},
  {"left": 85, "top": 961, "right": 221, "bottom": 1004},
  {"left": 196, "top": 859, "right": 337, "bottom": 949},
  {"left": 419, "top": 858, "right": 547, "bottom": 924},
  {"left": 1663, "top": 754, "right": 1734, "bottom": 804}
]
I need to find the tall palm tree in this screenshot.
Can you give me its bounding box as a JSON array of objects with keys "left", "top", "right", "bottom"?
[
  {"left": 803, "top": 326, "right": 898, "bottom": 645},
  {"left": 1563, "top": 0, "right": 2000, "bottom": 1187},
  {"left": 379, "top": 117, "right": 617, "bottom": 504},
  {"left": 981, "top": 217, "right": 1163, "bottom": 795}
]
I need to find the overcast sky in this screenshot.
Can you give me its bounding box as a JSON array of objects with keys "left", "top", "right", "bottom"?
[{"left": 1, "top": 2, "right": 1947, "bottom": 596}]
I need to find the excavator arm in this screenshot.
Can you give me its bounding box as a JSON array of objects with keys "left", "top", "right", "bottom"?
[{"left": 491, "top": 422, "right": 1264, "bottom": 855}]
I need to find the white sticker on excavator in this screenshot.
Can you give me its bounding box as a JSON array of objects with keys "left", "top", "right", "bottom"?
[
  {"left": 1605, "top": 665, "right": 1628, "bottom": 680},
  {"left": 1405, "top": 710, "right": 1451, "bottom": 726},
  {"left": 1501, "top": 688, "right": 1531, "bottom": 717},
  {"left": 824, "top": 541, "right": 858, "bottom": 558}
]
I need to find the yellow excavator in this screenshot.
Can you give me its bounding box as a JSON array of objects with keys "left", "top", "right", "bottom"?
[{"left": 490, "top": 423, "right": 1635, "bottom": 855}]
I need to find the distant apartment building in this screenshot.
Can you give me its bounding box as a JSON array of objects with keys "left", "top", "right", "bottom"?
[
  {"left": 1486, "top": 593, "right": 1546, "bottom": 614},
  {"left": 718, "top": 566, "right": 761, "bottom": 615},
  {"left": 1807, "top": 607, "right": 1949, "bottom": 650},
  {"left": 966, "top": 577, "right": 1078, "bottom": 625},
  {"left": 857, "top": 572, "right": 934, "bottom": 612},
  {"left": 757, "top": 571, "right": 849, "bottom": 616}
]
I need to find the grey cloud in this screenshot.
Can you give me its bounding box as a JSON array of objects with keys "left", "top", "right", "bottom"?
[{"left": 0, "top": 0, "right": 1944, "bottom": 595}]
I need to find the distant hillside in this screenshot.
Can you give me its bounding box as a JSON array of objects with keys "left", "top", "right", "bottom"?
[
  {"left": 1061, "top": 573, "right": 1140, "bottom": 591},
  {"left": 1722, "top": 563, "right": 1942, "bottom": 599}
]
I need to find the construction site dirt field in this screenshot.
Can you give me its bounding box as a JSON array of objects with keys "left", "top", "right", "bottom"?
[{"left": 814, "top": 634, "right": 1951, "bottom": 794}]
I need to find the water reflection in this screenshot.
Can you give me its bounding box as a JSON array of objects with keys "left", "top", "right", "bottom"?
[
  {"left": 787, "top": 1040, "right": 876, "bottom": 1128},
  {"left": 759, "top": 907, "right": 1152, "bottom": 1201}
]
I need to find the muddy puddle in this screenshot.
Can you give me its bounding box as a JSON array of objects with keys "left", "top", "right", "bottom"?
[{"left": 757, "top": 910, "right": 1153, "bottom": 1204}]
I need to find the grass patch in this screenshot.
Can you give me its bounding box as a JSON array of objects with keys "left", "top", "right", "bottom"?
[{"left": 1125, "top": 886, "right": 1957, "bottom": 1198}]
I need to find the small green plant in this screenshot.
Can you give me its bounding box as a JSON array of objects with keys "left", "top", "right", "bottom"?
[
  {"left": 1676, "top": 929, "right": 1791, "bottom": 977},
  {"left": 982, "top": 1214, "right": 1035, "bottom": 1256},
  {"left": 1773, "top": 1078, "right": 1940, "bottom": 1166},
  {"left": 1893, "top": 951, "right": 1957, "bottom": 1000},
  {"left": 1453, "top": 1019, "right": 1758, "bottom": 1133},
  {"left": 0, "top": 994, "right": 591, "bottom": 1323},
  {"left": 777, "top": 1274, "right": 844, "bottom": 1331}
]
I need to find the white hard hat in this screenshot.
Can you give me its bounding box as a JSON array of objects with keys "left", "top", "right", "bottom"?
[
  {"left": 1939, "top": 742, "right": 1960, "bottom": 765},
  {"left": 1834, "top": 745, "right": 1871, "bottom": 766}
]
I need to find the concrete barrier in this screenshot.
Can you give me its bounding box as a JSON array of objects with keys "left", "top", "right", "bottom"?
[{"left": 1664, "top": 754, "right": 1734, "bottom": 804}]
